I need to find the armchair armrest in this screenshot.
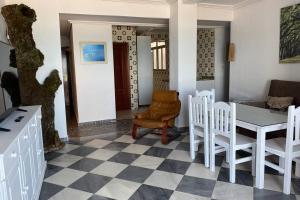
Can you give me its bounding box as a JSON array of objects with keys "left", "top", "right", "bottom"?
[
  {"left": 134, "top": 111, "right": 150, "bottom": 119},
  {"left": 161, "top": 114, "right": 178, "bottom": 122}
]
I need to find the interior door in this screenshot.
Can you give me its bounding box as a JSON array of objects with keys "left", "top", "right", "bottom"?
[
  {"left": 137, "top": 36, "right": 153, "bottom": 105},
  {"left": 113, "top": 42, "right": 131, "bottom": 111}
]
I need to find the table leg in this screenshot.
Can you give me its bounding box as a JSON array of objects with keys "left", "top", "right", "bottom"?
[
  {"left": 256, "top": 128, "right": 266, "bottom": 189},
  {"left": 296, "top": 162, "right": 300, "bottom": 177}
]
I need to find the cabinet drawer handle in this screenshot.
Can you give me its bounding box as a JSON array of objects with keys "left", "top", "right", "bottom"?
[
  {"left": 31, "top": 124, "right": 37, "bottom": 127},
  {"left": 23, "top": 135, "right": 28, "bottom": 139},
  {"left": 24, "top": 186, "right": 29, "bottom": 190},
  {"left": 11, "top": 152, "right": 17, "bottom": 158}
]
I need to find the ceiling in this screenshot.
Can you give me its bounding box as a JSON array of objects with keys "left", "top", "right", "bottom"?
[
  {"left": 60, "top": 14, "right": 168, "bottom": 37},
  {"left": 60, "top": 0, "right": 252, "bottom": 37},
  {"left": 104, "top": 0, "right": 250, "bottom": 6}
]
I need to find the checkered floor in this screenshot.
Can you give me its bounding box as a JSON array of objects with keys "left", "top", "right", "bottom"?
[{"left": 40, "top": 131, "right": 300, "bottom": 200}]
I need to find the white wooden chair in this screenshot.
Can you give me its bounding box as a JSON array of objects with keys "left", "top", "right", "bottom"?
[
  {"left": 264, "top": 105, "right": 300, "bottom": 194},
  {"left": 210, "top": 102, "right": 256, "bottom": 183},
  {"left": 188, "top": 89, "right": 214, "bottom": 167}
]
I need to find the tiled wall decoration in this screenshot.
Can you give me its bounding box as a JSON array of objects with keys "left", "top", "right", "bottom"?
[
  {"left": 197, "top": 28, "right": 215, "bottom": 81},
  {"left": 112, "top": 26, "right": 138, "bottom": 110},
  {"left": 149, "top": 32, "right": 169, "bottom": 91}
]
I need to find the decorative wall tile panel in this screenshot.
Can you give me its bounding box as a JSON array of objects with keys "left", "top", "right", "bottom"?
[
  {"left": 112, "top": 26, "right": 138, "bottom": 110},
  {"left": 197, "top": 29, "right": 215, "bottom": 81}
]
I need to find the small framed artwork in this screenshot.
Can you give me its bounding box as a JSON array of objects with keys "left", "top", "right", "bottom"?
[{"left": 80, "top": 42, "right": 107, "bottom": 64}]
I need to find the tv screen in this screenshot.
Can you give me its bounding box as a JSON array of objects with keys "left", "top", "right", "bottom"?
[{"left": 0, "top": 41, "right": 20, "bottom": 115}]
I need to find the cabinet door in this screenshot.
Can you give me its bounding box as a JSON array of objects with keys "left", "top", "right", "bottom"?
[
  {"left": 20, "top": 148, "right": 34, "bottom": 200},
  {"left": 6, "top": 165, "right": 23, "bottom": 200},
  {"left": 29, "top": 119, "right": 38, "bottom": 190},
  {"left": 0, "top": 179, "right": 7, "bottom": 200},
  {"left": 35, "top": 113, "right": 45, "bottom": 174}
]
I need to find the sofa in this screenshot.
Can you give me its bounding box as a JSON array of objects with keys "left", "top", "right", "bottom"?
[
  {"left": 239, "top": 80, "right": 300, "bottom": 139},
  {"left": 243, "top": 79, "right": 300, "bottom": 108}
]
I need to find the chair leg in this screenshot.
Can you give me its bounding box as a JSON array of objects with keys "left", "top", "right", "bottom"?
[
  {"left": 190, "top": 127, "right": 196, "bottom": 160},
  {"left": 132, "top": 124, "right": 138, "bottom": 139},
  {"left": 229, "top": 148, "right": 236, "bottom": 183},
  {"left": 279, "top": 157, "right": 285, "bottom": 174},
  {"left": 161, "top": 125, "right": 168, "bottom": 144},
  {"left": 194, "top": 136, "right": 199, "bottom": 151},
  {"left": 252, "top": 144, "right": 256, "bottom": 176},
  {"left": 226, "top": 149, "right": 229, "bottom": 163},
  {"left": 210, "top": 137, "right": 215, "bottom": 172},
  {"left": 296, "top": 163, "right": 300, "bottom": 177},
  {"left": 283, "top": 156, "right": 292, "bottom": 195},
  {"left": 204, "top": 129, "right": 209, "bottom": 168}
]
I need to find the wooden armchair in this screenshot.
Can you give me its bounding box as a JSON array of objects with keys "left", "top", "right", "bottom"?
[{"left": 132, "top": 91, "right": 181, "bottom": 144}]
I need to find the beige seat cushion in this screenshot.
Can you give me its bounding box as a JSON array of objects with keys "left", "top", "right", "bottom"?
[{"left": 267, "top": 96, "right": 294, "bottom": 110}]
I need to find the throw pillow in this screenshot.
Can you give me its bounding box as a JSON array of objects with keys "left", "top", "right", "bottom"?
[{"left": 267, "top": 96, "right": 294, "bottom": 110}]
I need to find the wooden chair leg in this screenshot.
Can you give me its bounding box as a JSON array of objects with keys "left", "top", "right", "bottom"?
[
  {"left": 132, "top": 124, "right": 138, "bottom": 139},
  {"left": 161, "top": 125, "right": 168, "bottom": 144}
]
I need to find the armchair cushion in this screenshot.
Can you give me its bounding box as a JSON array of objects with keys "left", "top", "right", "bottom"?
[
  {"left": 161, "top": 114, "right": 178, "bottom": 122},
  {"left": 134, "top": 111, "right": 150, "bottom": 119},
  {"left": 132, "top": 90, "right": 181, "bottom": 128},
  {"left": 133, "top": 119, "right": 166, "bottom": 129}
]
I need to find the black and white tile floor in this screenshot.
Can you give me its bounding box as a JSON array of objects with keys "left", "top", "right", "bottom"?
[{"left": 40, "top": 130, "right": 300, "bottom": 200}]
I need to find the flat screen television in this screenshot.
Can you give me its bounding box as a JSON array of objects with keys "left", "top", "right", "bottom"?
[{"left": 0, "top": 41, "right": 21, "bottom": 127}]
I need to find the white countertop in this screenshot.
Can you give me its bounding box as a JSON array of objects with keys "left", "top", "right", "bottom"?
[{"left": 0, "top": 106, "right": 41, "bottom": 154}]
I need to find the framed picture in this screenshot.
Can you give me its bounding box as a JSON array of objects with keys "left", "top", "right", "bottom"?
[
  {"left": 80, "top": 42, "right": 107, "bottom": 64},
  {"left": 280, "top": 3, "right": 300, "bottom": 63}
]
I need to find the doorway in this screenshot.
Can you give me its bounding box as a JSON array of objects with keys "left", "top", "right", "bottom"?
[{"left": 113, "top": 42, "right": 131, "bottom": 111}]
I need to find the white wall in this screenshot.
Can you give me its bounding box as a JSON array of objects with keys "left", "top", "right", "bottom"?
[
  {"left": 137, "top": 36, "right": 153, "bottom": 106},
  {"left": 230, "top": 0, "right": 300, "bottom": 102},
  {"left": 197, "top": 26, "right": 229, "bottom": 101},
  {"left": 3, "top": 0, "right": 234, "bottom": 136},
  {"left": 59, "top": 0, "right": 170, "bottom": 19},
  {"left": 170, "top": 0, "right": 197, "bottom": 127},
  {"left": 71, "top": 22, "right": 116, "bottom": 123},
  {"left": 0, "top": 42, "right": 15, "bottom": 112},
  {"left": 0, "top": 0, "right": 7, "bottom": 43},
  {"left": 198, "top": 5, "right": 233, "bottom": 21}
]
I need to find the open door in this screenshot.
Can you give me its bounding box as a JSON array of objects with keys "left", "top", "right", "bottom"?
[
  {"left": 137, "top": 36, "right": 153, "bottom": 106},
  {"left": 113, "top": 42, "right": 131, "bottom": 111}
]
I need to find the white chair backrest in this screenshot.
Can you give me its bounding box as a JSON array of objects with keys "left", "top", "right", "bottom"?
[
  {"left": 286, "top": 106, "right": 300, "bottom": 153},
  {"left": 211, "top": 102, "right": 236, "bottom": 145},
  {"left": 188, "top": 95, "right": 208, "bottom": 128},
  {"left": 195, "top": 89, "right": 215, "bottom": 106}
]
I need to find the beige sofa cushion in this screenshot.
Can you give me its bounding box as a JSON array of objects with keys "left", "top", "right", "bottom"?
[{"left": 267, "top": 96, "right": 294, "bottom": 110}]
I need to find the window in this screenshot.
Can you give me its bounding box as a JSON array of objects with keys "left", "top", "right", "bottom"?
[{"left": 151, "top": 41, "right": 167, "bottom": 70}]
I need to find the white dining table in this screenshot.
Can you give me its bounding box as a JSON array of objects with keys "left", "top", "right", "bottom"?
[{"left": 235, "top": 104, "right": 300, "bottom": 189}]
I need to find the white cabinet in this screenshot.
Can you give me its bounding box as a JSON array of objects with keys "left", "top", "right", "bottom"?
[{"left": 0, "top": 106, "right": 46, "bottom": 200}]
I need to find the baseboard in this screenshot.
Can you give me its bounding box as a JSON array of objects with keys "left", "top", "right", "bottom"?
[
  {"left": 78, "top": 119, "right": 117, "bottom": 127},
  {"left": 60, "top": 137, "right": 69, "bottom": 142},
  {"left": 174, "top": 126, "right": 189, "bottom": 132}
]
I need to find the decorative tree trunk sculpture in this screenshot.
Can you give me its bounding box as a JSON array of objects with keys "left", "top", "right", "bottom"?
[{"left": 1, "top": 4, "right": 64, "bottom": 151}]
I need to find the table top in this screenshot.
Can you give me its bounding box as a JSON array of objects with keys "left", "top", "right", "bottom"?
[{"left": 236, "top": 104, "right": 288, "bottom": 127}]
